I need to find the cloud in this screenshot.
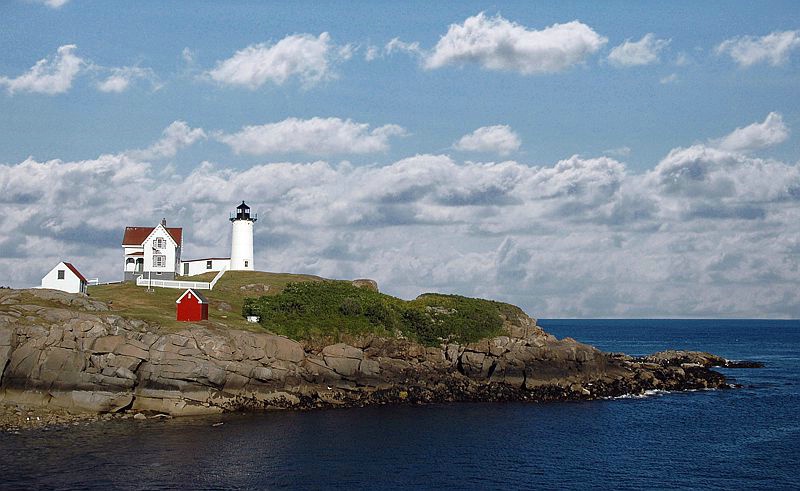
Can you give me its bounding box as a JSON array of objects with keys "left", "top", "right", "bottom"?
[
  {"left": 716, "top": 30, "right": 800, "bottom": 67},
  {"left": 28, "top": 0, "right": 69, "bottom": 8},
  {"left": 96, "top": 66, "right": 159, "bottom": 93},
  {"left": 385, "top": 38, "right": 424, "bottom": 57},
  {"left": 1, "top": 114, "right": 798, "bottom": 318},
  {"left": 365, "top": 38, "right": 424, "bottom": 62},
  {"left": 713, "top": 112, "right": 789, "bottom": 152},
  {"left": 674, "top": 53, "right": 691, "bottom": 66},
  {"left": 217, "top": 117, "right": 406, "bottom": 156},
  {"left": 424, "top": 12, "right": 607, "bottom": 74},
  {"left": 453, "top": 125, "right": 521, "bottom": 156},
  {"left": 181, "top": 48, "right": 196, "bottom": 65},
  {"left": 0, "top": 45, "right": 83, "bottom": 95},
  {"left": 207, "top": 33, "right": 349, "bottom": 89},
  {"left": 364, "top": 46, "right": 381, "bottom": 62},
  {"left": 128, "top": 121, "right": 207, "bottom": 160},
  {"left": 659, "top": 73, "right": 678, "bottom": 84},
  {"left": 608, "top": 33, "right": 670, "bottom": 67}
]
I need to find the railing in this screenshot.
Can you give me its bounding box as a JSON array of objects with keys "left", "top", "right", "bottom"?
[
  {"left": 209, "top": 266, "right": 228, "bottom": 289},
  {"left": 135, "top": 266, "right": 227, "bottom": 291},
  {"left": 136, "top": 276, "right": 211, "bottom": 290}
]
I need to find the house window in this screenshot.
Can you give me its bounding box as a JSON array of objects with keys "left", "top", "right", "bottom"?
[
  {"left": 57, "top": 270, "right": 65, "bottom": 279},
  {"left": 206, "top": 260, "right": 213, "bottom": 270},
  {"left": 154, "top": 237, "right": 166, "bottom": 249},
  {"left": 244, "top": 260, "right": 249, "bottom": 268},
  {"left": 154, "top": 255, "right": 166, "bottom": 267}
]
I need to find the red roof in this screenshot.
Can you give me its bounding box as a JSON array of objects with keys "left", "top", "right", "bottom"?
[
  {"left": 63, "top": 262, "right": 87, "bottom": 283},
  {"left": 122, "top": 226, "right": 183, "bottom": 246}
]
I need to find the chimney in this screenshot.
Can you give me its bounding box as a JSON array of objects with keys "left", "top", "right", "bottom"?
[{"left": 161, "top": 218, "right": 167, "bottom": 226}]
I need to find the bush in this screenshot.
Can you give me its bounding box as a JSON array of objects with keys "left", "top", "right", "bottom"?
[
  {"left": 339, "top": 298, "right": 363, "bottom": 316},
  {"left": 246, "top": 281, "right": 509, "bottom": 346}
]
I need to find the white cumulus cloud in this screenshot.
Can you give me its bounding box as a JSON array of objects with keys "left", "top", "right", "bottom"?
[
  {"left": 128, "top": 121, "right": 207, "bottom": 160},
  {"left": 385, "top": 38, "right": 424, "bottom": 57},
  {"left": 1, "top": 114, "right": 798, "bottom": 318},
  {"left": 454, "top": 125, "right": 521, "bottom": 156},
  {"left": 608, "top": 33, "right": 671, "bottom": 67},
  {"left": 424, "top": 12, "right": 607, "bottom": 74},
  {"left": 96, "top": 66, "right": 159, "bottom": 93},
  {"left": 0, "top": 44, "right": 83, "bottom": 95},
  {"left": 217, "top": 117, "right": 406, "bottom": 156},
  {"left": 207, "top": 33, "right": 348, "bottom": 89},
  {"left": 716, "top": 30, "right": 800, "bottom": 67},
  {"left": 713, "top": 112, "right": 789, "bottom": 152}
]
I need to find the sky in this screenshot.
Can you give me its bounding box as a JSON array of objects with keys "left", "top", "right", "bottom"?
[{"left": 0, "top": 1, "right": 798, "bottom": 318}]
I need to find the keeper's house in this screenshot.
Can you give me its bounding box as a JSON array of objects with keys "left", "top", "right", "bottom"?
[{"left": 122, "top": 219, "right": 183, "bottom": 282}]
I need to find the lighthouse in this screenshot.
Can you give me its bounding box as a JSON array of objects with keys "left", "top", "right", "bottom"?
[{"left": 230, "top": 201, "right": 257, "bottom": 271}]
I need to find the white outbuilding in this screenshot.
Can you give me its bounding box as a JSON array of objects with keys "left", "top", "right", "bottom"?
[{"left": 41, "top": 261, "right": 88, "bottom": 294}]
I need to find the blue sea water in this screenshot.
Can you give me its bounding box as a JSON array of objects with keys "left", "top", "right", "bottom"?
[{"left": 1, "top": 319, "right": 798, "bottom": 490}]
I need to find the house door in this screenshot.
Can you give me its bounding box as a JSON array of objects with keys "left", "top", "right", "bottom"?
[{"left": 183, "top": 263, "right": 189, "bottom": 275}]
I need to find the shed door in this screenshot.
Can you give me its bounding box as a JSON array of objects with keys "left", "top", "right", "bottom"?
[{"left": 183, "top": 263, "right": 189, "bottom": 275}]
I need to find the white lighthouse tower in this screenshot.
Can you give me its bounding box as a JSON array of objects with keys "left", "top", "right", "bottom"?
[{"left": 230, "top": 201, "right": 256, "bottom": 271}]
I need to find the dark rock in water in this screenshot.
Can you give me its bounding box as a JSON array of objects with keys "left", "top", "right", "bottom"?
[
  {"left": 0, "top": 287, "right": 748, "bottom": 424},
  {"left": 723, "top": 360, "right": 765, "bottom": 368},
  {"left": 644, "top": 350, "right": 764, "bottom": 369}
]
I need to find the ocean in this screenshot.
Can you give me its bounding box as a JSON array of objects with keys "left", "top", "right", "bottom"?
[{"left": 1, "top": 319, "right": 798, "bottom": 490}]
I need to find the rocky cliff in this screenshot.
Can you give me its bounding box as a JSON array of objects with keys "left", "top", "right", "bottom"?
[{"left": 0, "top": 288, "right": 733, "bottom": 417}]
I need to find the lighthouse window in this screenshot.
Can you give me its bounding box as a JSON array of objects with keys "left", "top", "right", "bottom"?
[
  {"left": 206, "top": 260, "right": 213, "bottom": 269},
  {"left": 244, "top": 260, "right": 249, "bottom": 267},
  {"left": 154, "top": 255, "right": 166, "bottom": 267}
]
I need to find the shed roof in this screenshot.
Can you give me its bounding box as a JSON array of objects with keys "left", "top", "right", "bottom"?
[{"left": 176, "top": 288, "right": 209, "bottom": 304}]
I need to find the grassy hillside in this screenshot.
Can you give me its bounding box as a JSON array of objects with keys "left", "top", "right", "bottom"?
[
  {"left": 88, "top": 271, "right": 322, "bottom": 331},
  {"left": 88, "top": 271, "right": 517, "bottom": 345},
  {"left": 243, "top": 280, "right": 510, "bottom": 346}
]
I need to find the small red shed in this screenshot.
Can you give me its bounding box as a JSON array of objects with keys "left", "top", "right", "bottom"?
[{"left": 176, "top": 288, "right": 209, "bottom": 322}]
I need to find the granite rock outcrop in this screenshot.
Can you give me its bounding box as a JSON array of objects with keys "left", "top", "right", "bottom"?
[{"left": 0, "top": 288, "right": 741, "bottom": 417}]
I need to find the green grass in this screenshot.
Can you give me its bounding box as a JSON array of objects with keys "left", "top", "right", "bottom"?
[
  {"left": 86, "top": 272, "right": 518, "bottom": 344},
  {"left": 88, "top": 271, "right": 322, "bottom": 331},
  {"left": 243, "top": 280, "right": 509, "bottom": 346}
]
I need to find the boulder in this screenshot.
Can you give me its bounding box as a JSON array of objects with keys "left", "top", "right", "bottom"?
[
  {"left": 351, "top": 279, "right": 378, "bottom": 292},
  {"left": 324, "top": 356, "right": 361, "bottom": 377},
  {"left": 322, "top": 343, "right": 364, "bottom": 360},
  {"left": 267, "top": 336, "right": 305, "bottom": 363},
  {"left": 92, "top": 335, "right": 126, "bottom": 354}
]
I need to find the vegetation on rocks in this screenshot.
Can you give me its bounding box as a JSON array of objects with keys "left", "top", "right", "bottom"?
[{"left": 242, "top": 280, "right": 510, "bottom": 346}]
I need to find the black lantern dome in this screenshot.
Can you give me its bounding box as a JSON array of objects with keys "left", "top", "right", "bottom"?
[{"left": 230, "top": 201, "right": 257, "bottom": 222}]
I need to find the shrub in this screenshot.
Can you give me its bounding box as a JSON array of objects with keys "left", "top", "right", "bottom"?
[
  {"left": 247, "top": 281, "right": 509, "bottom": 346},
  {"left": 339, "top": 297, "right": 363, "bottom": 316}
]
